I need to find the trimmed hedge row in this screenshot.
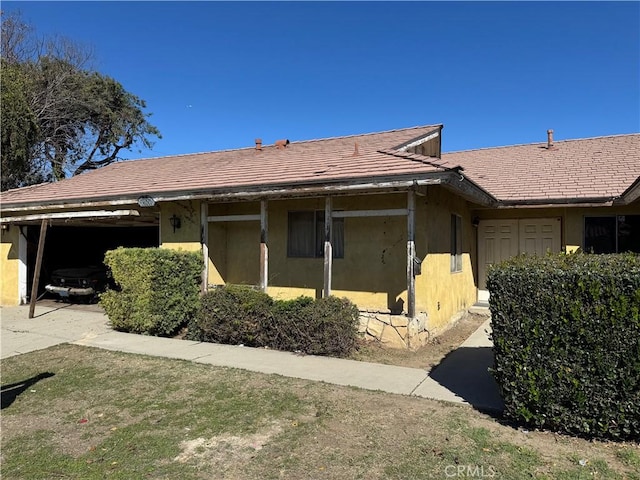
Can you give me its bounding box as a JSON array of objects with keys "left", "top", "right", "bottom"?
[
  {"left": 187, "top": 285, "right": 360, "bottom": 357},
  {"left": 101, "top": 248, "right": 202, "bottom": 336},
  {"left": 488, "top": 253, "right": 640, "bottom": 441}
]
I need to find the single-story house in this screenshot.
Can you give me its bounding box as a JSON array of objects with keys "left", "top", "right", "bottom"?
[{"left": 1, "top": 125, "right": 639, "bottom": 348}]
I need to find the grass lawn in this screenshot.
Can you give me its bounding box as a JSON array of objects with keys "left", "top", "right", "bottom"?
[{"left": 1, "top": 344, "right": 639, "bottom": 479}]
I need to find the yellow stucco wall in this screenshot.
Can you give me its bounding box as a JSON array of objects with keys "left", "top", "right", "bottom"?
[
  {"left": 204, "top": 189, "right": 478, "bottom": 329},
  {"left": 0, "top": 226, "right": 20, "bottom": 305},
  {"left": 206, "top": 202, "right": 260, "bottom": 286},
  {"left": 207, "top": 195, "right": 408, "bottom": 309},
  {"left": 159, "top": 200, "right": 202, "bottom": 252},
  {"left": 417, "top": 187, "right": 477, "bottom": 331}
]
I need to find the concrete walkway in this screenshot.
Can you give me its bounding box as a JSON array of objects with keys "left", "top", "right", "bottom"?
[{"left": 0, "top": 304, "right": 504, "bottom": 412}]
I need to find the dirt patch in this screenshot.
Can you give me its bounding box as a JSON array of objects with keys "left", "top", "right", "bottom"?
[
  {"left": 352, "top": 312, "right": 489, "bottom": 369},
  {"left": 174, "top": 423, "right": 283, "bottom": 464}
]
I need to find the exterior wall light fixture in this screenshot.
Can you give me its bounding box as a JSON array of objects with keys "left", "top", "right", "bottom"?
[{"left": 169, "top": 214, "right": 181, "bottom": 233}]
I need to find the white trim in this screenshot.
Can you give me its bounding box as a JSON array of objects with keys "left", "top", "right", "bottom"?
[
  {"left": 1, "top": 210, "right": 140, "bottom": 223},
  {"left": 398, "top": 132, "right": 439, "bottom": 151},
  {"left": 323, "top": 197, "right": 333, "bottom": 298},
  {"left": 201, "top": 202, "right": 209, "bottom": 294},
  {"left": 333, "top": 208, "right": 407, "bottom": 218},
  {"left": 260, "top": 200, "right": 269, "bottom": 292},
  {"left": 207, "top": 214, "right": 261, "bottom": 222},
  {"left": 18, "top": 227, "right": 27, "bottom": 304},
  {"left": 2, "top": 178, "right": 447, "bottom": 214},
  {"left": 407, "top": 191, "right": 416, "bottom": 318}
]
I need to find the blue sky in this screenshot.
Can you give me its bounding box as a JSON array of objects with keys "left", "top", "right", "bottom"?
[{"left": 4, "top": 1, "right": 639, "bottom": 160}]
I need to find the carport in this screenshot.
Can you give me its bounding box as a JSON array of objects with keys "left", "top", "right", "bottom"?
[{"left": 0, "top": 209, "right": 159, "bottom": 316}]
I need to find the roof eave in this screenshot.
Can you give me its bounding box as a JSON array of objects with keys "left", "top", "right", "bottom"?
[
  {"left": 0, "top": 172, "right": 453, "bottom": 213},
  {"left": 494, "top": 197, "right": 618, "bottom": 208},
  {"left": 440, "top": 171, "right": 497, "bottom": 207},
  {"left": 617, "top": 176, "right": 640, "bottom": 205},
  {"left": 393, "top": 125, "right": 443, "bottom": 151}
]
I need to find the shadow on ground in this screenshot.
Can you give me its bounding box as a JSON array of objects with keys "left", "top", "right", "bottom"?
[
  {"left": 1, "top": 372, "right": 55, "bottom": 409},
  {"left": 429, "top": 346, "right": 504, "bottom": 415}
]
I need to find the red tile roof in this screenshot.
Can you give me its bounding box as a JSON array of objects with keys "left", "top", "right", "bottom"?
[
  {"left": 441, "top": 134, "right": 640, "bottom": 203},
  {"left": 0, "top": 125, "right": 446, "bottom": 208},
  {"left": 1, "top": 126, "right": 638, "bottom": 210}
]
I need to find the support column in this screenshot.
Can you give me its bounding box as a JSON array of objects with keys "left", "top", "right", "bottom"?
[
  {"left": 200, "top": 202, "right": 209, "bottom": 294},
  {"left": 323, "top": 196, "right": 333, "bottom": 298},
  {"left": 260, "top": 200, "right": 269, "bottom": 292},
  {"left": 407, "top": 190, "right": 416, "bottom": 318},
  {"left": 29, "top": 219, "right": 48, "bottom": 319},
  {"left": 18, "top": 226, "right": 28, "bottom": 304}
]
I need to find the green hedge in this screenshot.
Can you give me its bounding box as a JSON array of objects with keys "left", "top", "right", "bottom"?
[
  {"left": 188, "top": 284, "right": 273, "bottom": 347},
  {"left": 272, "top": 295, "right": 360, "bottom": 357},
  {"left": 101, "top": 248, "right": 202, "bottom": 336},
  {"left": 188, "top": 285, "right": 360, "bottom": 357},
  {"left": 488, "top": 253, "right": 640, "bottom": 441}
]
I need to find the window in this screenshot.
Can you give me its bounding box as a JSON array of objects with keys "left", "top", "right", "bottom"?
[
  {"left": 584, "top": 215, "right": 640, "bottom": 253},
  {"left": 450, "top": 214, "right": 462, "bottom": 272},
  {"left": 287, "top": 211, "right": 344, "bottom": 258}
]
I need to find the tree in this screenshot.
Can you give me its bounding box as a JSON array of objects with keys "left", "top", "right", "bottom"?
[
  {"left": 1, "top": 59, "right": 43, "bottom": 190},
  {"left": 1, "top": 11, "right": 161, "bottom": 190}
]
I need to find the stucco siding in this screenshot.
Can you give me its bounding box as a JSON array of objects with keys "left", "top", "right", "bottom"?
[
  {"left": 159, "top": 200, "right": 202, "bottom": 252},
  {"left": 203, "top": 189, "right": 479, "bottom": 325},
  {"left": 206, "top": 194, "right": 410, "bottom": 311},
  {"left": 418, "top": 187, "right": 477, "bottom": 331},
  {"left": 1, "top": 227, "right": 21, "bottom": 305}
]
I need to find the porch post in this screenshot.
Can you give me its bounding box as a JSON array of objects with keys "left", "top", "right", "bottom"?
[
  {"left": 18, "top": 226, "right": 28, "bottom": 304},
  {"left": 29, "top": 219, "right": 48, "bottom": 319},
  {"left": 200, "top": 202, "right": 209, "bottom": 294},
  {"left": 260, "top": 200, "right": 269, "bottom": 292},
  {"left": 407, "top": 190, "right": 416, "bottom": 318},
  {"left": 323, "top": 196, "right": 333, "bottom": 298}
]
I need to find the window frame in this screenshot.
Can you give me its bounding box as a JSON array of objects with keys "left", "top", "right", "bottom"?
[
  {"left": 450, "top": 214, "right": 463, "bottom": 273},
  {"left": 583, "top": 215, "right": 640, "bottom": 254}
]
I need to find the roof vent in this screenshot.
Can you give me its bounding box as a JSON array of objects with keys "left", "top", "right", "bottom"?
[
  {"left": 352, "top": 141, "right": 360, "bottom": 156},
  {"left": 255, "top": 138, "right": 262, "bottom": 151},
  {"left": 275, "top": 139, "right": 290, "bottom": 150},
  {"left": 547, "top": 129, "right": 555, "bottom": 149}
]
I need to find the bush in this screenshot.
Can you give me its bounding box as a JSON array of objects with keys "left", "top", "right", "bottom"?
[
  {"left": 488, "top": 253, "right": 640, "bottom": 441},
  {"left": 188, "top": 285, "right": 273, "bottom": 347},
  {"left": 188, "top": 286, "right": 360, "bottom": 357},
  {"left": 272, "top": 296, "right": 360, "bottom": 357},
  {"left": 101, "top": 248, "right": 202, "bottom": 336}
]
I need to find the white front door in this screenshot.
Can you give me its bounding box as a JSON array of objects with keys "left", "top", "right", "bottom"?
[
  {"left": 519, "top": 218, "right": 562, "bottom": 256},
  {"left": 478, "top": 217, "right": 561, "bottom": 302}
]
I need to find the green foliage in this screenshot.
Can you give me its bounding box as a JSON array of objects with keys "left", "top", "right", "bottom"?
[
  {"left": 488, "top": 253, "right": 640, "bottom": 441},
  {"left": 189, "top": 285, "right": 274, "bottom": 347},
  {"left": 101, "top": 248, "right": 202, "bottom": 336},
  {"left": 0, "top": 59, "right": 43, "bottom": 190},
  {"left": 0, "top": 11, "right": 160, "bottom": 190},
  {"left": 188, "top": 286, "right": 360, "bottom": 357},
  {"left": 272, "top": 296, "right": 360, "bottom": 357}
]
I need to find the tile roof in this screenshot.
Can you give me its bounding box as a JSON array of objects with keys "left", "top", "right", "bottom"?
[
  {"left": 0, "top": 125, "right": 446, "bottom": 208},
  {"left": 1, "top": 126, "right": 638, "bottom": 210},
  {"left": 441, "top": 134, "right": 640, "bottom": 203}
]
